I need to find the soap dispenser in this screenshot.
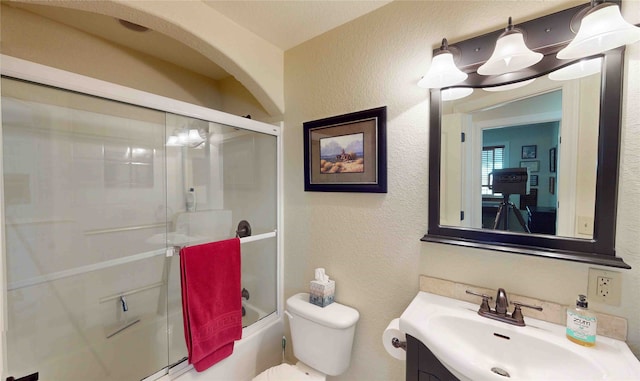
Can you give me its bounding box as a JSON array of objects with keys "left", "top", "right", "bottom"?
[{"left": 566, "top": 294, "right": 597, "bottom": 347}]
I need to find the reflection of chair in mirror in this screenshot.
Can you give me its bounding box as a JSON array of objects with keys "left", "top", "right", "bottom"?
[
  {"left": 492, "top": 194, "right": 530, "bottom": 233},
  {"left": 526, "top": 206, "right": 557, "bottom": 235},
  {"left": 489, "top": 168, "right": 531, "bottom": 233}
]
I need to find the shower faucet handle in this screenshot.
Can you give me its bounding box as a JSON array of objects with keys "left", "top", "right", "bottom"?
[{"left": 236, "top": 220, "right": 252, "bottom": 238}]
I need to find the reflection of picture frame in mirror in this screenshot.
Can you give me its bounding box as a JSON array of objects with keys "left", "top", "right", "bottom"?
[
  {"left": 520, "top": 160, "right": 539, "bottom": 173},
  {"left": 530, "top": 175, "right": 538, "bottom": 186},
  {"left": 550, "top": 147, "right": 557, "bottom": 172},
  {"left": 549, "top": 177, "right": 556, "bottom": 195},
  {"left": 522, "top": 145, "right": 537, "bottom": 159}
]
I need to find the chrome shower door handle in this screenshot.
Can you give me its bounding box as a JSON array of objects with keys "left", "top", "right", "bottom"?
[{"left": 120, "top": 296, "right": 128, "bottom": 312}]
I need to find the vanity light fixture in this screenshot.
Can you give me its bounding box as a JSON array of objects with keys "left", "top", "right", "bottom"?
[
  {"left": 418, "top": 38, "right": 468, "bottom": 89},
  {"left": 477, "top": 17, "right": 543, "bottom": 76},
  {"left": 482, "top": 78, "right": 536, "bottom": 92},
  {"left": 557, "top": 1, "right": 640, "bottom": 60},
  {"left": 549, "top": 57, "right": 603, "bottom": 81},
  {"left": 441, "top": 87, "right": 474, "bottom": 101}
]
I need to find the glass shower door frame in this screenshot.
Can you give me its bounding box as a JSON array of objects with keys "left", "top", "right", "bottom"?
[{"left": 0, "top": 54, "right": 284, "bottom": 381}]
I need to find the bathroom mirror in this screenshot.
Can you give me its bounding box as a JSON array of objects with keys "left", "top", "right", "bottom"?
[{"left": 422, "top": 1, "right": 630, "bottom": 268}]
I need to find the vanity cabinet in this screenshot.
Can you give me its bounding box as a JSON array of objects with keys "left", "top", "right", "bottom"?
[{"left": 406, "top": 335, "right": 459, "bottom": 381}]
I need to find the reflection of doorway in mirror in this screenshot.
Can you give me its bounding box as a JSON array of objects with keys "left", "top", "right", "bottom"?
[{"left": 440, "top": 114, "right": 464, "bottom": 227}]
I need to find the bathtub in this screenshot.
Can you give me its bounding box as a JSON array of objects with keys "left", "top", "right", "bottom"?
[{"left": 166, "top": 312, "right": 284, "bottom": 381}]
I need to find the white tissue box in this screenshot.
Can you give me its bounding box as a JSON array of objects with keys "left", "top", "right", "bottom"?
[{"left": 309, "top": 280, "right": 335, "bottom": 307}]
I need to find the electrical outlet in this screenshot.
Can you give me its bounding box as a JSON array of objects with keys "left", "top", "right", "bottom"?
[
  {"left": 588, "top": 268, "right": 621, "bottom": 306},
  {"left": 577, "top": 216, "right": 594, "bottom": 235},
  {"left": 597, "top": 276, "right": 612, "bottom": 298}
]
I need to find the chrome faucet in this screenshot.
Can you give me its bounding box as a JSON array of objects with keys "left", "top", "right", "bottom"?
[
  {"left": 495, "top": 288, "right": 508, "bottom": 315},
  {"left": 466, "top": 288, "right": 543, "bottom": 327}
]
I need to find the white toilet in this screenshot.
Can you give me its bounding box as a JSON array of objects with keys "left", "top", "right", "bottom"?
[{"left": 253, "top": 293, "right": 360, "bottom": 381}]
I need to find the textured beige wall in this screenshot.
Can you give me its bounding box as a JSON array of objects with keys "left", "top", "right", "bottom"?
[
  {"left": 284, "top": 2, "right": 640, "bottom": 381},
  {"left": 219, "top": 76, "right": 272, "bottom": 123}
]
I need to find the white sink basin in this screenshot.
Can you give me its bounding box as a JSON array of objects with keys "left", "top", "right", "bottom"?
[{"left": 400, "top": 292, "right": 640, "bottom": 381}]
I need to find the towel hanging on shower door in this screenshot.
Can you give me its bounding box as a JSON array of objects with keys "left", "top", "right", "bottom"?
[{"left": 180, "top": 238, "right": 242, "bottom": 372}]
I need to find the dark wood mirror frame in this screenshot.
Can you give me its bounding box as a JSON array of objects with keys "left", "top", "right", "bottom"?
[{"left": 422, "top": 1, "right": 631, "bottom": 269}]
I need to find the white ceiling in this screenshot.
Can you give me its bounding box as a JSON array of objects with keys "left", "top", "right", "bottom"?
[
  {"left": 7, "top": 1, "right": 392, "bottom": 81},
  {"left": 203, "top": 1, "right": 393, "bottom": 51}
]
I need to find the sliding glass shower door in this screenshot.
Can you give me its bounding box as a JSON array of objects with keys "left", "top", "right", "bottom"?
[
  {"left": 163, "top": 113, "right": 278, "bottom": 369},
  {"left": 1, "top": 77, "right": 278, "bottom": 381}
]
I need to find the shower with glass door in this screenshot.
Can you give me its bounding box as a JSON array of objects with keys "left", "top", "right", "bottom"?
[{"left": 1, "top": 73, "right": 279, "bottom": 380}]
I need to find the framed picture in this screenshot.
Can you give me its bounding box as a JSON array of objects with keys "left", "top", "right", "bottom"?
[
  {"left": 549, "top": 177, "right": 556, "bottom": 195},
  {"left": 549, "top": 147, "right": 557, "bottom": 172},
  {"left": 520, "top": 160, "right": 540, "bottom": 173},
  {"left": 530, "top": 175, "right": 538, "bottom": 186},
  {"left": 522, "top": 145, "right": 537, "bottom": 159},
  {"left": 303, "top": 106, "right": 387, "bottom": 193}
]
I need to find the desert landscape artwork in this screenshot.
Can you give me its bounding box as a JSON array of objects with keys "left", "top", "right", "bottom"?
[
  {"left": 319, "top": 133, "right": 364, "bottom": 173},
  {"left": 303, "top": 106, "right": 386, "bottom": 192}
]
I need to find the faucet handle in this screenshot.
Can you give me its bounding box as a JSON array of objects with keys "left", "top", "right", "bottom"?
[
  {"left": 465, "top": 290, "right": 493, "bottom": 313},
  {"left": 512, "top": 301, "right": 543, "bottom": 312},
  {"left": 511, "top": 301, "right": 544, "bottom": 325}
]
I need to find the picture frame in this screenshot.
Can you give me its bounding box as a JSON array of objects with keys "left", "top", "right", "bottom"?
[
  {"left": 522, "top": 145, "right": 537, "bottom": 159},
  {"left": 549, "top": 177, "right": 556, "bottom": 195},
  {"left": 549, "top": 147, "right": 557, "bottom": 172},
  {"left": 520, "top": 160, "right": 540, "bottom": 173},
  {"left": 303, "top": 106, "right": 387, "bottom": 193},
  {"left": 530, "top": 175, "right": 538, "bottom": 186}
]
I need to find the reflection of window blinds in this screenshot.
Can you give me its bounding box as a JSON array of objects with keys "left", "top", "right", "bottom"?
[{"left": 482, "top": 146, "right": 505, "bottom": 194}]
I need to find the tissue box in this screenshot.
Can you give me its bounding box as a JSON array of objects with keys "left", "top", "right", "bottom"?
[{"left": 309, "top": 279, "right": 335, "bottom": 307}]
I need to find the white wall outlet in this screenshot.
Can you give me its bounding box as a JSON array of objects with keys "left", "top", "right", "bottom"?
[
  {"left": 587, "top": 268, "right": 622, "bottom": 306},
  {"left": 577, "top": 216, "right": 594, "bottom": 235}
]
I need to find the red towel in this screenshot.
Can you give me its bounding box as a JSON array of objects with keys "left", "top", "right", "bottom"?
[{"left": 180, "top": 238, "right": 242, "bottom": 372}]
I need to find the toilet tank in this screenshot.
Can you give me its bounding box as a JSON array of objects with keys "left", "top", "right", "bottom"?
[{"left": 286, "top": 293, "right": 359, "bottom": 376}]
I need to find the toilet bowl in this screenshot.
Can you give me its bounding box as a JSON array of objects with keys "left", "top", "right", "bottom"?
[
  {"left": 252, "top": 293, "right": 359, "bottom": 381},
  {"left": 252, "top": 362, "right": 325, "bottom": 381}
]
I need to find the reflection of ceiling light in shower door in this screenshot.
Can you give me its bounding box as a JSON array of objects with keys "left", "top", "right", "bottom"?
[
  {"left": 178, "top": 130, "right": 189, "bottom": 145},
  {"left": 166, "top": 129, "right": 205, "bottom": 147},
  {"left": 188, "top": 129, "right": 204, "bottom": 144},
  {"left": 166, "top": 135, "right": 181, "bottom": 146}
]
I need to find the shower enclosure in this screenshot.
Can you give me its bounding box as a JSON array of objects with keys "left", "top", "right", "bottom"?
[{"left": 1, "top": 58, "right": 280, "bottom": 381}]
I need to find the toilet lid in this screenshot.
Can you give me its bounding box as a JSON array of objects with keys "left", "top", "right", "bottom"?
[{"left": 253, "top": 363, "right": 324, "bottom": 381}]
